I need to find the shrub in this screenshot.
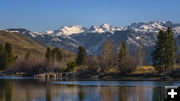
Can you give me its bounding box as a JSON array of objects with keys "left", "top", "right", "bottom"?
[
  {"left": 7, "top": 59, "right": 44, "bottom": 74},
  {"left": 87, "top": 55, "right": 100, "bottom": 75},
  {"left": 133, "top": 66, "right": 156, "bottom": 74},
  {"left": 7, "top": 58, "right": 66, "bottom": 74},
  {"left": 66, "top": 61, "right": 76, "bottom": 72},
  {"left": 118, "top": 56, "right": 137, "bottom": 75}
]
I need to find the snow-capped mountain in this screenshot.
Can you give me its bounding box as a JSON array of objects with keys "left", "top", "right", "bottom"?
[
  {"left": 88, "top": 24, "right": 122, "bottom": 33},
  {"left": 53, "top": 25, "right": 87, "bottom": 36},
  {"left": 126, "top": 21, "right": 169, "bottom": 32},
  {"left": 6, "top": 21, "right": 180, "bottom": 60}
]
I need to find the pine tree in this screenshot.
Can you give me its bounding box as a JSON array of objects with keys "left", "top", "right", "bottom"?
[
  {"left": 152, "top": 30, "right": 165, "bottom": 73},
  {"left": 118, "top": 41, "right": 128, "bottom": 63},
  {"left": 0, "top": 44, "right": 5, "bottom": 70},
  {"left": 46, "top": 47, "right": 52, "bottom": 60},
  {"left": 177, "top": 53, "right": 180, "bottom": 65},
  {"left": 164, "top": 27, "right": 177, "bottom": 70},
  {"left": 76, "top": 46, "right": 87, "bottom": 65},
  {"left": 152, "top": 27, "right": 177, "bottom": 72},
  {"left": 52, "top": 48, "right": 62, "bottom": 61},
  {"left": 0, "top": 43, "right": 16, "bottom": 70},
  {"left": 25, "top": 52, "right": 31, "bottom": 59},
  {"left": 56, "top": 50, "right": 62, "bottom": 61}
]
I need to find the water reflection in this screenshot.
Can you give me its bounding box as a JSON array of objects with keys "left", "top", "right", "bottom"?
[
  {"left": 0, "top": 79, "right": 170, "bottom": 101},
  {"left": 0, "top": 79, "right": 13, "bottom": 101}
]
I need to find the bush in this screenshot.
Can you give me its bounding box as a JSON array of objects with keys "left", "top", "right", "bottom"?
[
  {"left": 7, "top": 59, "right": 66, "bottom": 74},
  {"left": 66, "top": 61, "right": 76, "bottom": 72},
  {"left": 118, "top": 56, "right": 137, "bottom": 75},
  {"left": 87, "top": 55, "right": 100, "bottom": 75},
  {"left": 133, "top": 66, "right": 156, "bottom": 74},
  {"left": 7, "top": 59, "right": 44, "bottom": 74}
]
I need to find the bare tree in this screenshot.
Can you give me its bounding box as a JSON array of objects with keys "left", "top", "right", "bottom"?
[{"left": 100, "top": 40, "right": 115, "bottom": 73}]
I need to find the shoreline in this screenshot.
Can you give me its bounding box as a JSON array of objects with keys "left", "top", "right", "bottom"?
[{"left": 1, "top": 72, "right": 180, "bottom": 81}]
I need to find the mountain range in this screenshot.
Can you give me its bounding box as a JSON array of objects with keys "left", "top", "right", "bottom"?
[{"left": 5, "top": 21, "right": 180, "bottom": 62}]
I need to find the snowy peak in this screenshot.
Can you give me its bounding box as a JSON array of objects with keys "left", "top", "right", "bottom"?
[
  {"left": 54, "top": 25, "right": 86, "bottom": 36},
  {"left": 6, "top": 28, "right": 38, "bottom": 37},
  {"left": 127, "top": 21, "right": 173, "bottom": 32},
  {"left": 89, "top": 24, "right": 122, "bottom": 33}
]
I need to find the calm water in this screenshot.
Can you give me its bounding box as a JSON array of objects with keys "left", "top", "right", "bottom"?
[{"left": 0, "top": 77, "right": 180, "bottom": 101}]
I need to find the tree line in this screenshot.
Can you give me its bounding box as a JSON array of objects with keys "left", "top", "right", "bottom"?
[{"left": 45, "top": 40, "right": 137, "bottom": 75}]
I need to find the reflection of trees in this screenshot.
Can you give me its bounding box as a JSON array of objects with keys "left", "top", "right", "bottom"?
[
  {"left": 152, "top": 87, "right": 165, "bottom": 101},
  {"left": 25, "top": 86, "right": 31, "bottom": 101},
  {"left": 118, "top": 86, "right": 155, "bottom": 101},
  {"left": 118, "top": 87, "right": 127, "bottom": 101},
  {"left": 46, "top": 85, "right": 52, "bottom": 101},
  {"left": 0, "top": 79, "right": 13, "bottom": 101},
  {"left": 78, "top": 87, "right": 86, "bottom": 101},
  {"left": 100, "top": 87, "right": 116, "bottom": 101}
]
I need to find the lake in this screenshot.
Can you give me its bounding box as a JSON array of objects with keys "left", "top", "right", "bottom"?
[{"left": 0, "top": 77, "right": 180, "bottom": 101}]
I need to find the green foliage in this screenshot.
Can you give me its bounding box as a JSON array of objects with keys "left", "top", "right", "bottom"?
[
  {"left": 4, "top": 43, "right": 16, "bottom": 68},
  {"left": 66, "top": 61, "right": 76, "bottom": 72},
  {"left": 0, "top": 43, "right": 16, "bottom": 70},
  {"left": 46, "top": 47, "right": 52, "bottom": 60},
  {"left": 118, "top": 41, "right": 128, "bottom": 63},
  {"left": 0, "top": 44, "right": 5, "bottom": 70},
  {"left": 45, "top": 47, "right": 62, "bottom": 61},
  {"left": 76, "top": 46, "right": 88, "bottom": 66},
  {"left": 177, "top": 53, "right": 180, "bottom": 65},
  {"left": 152, "top": 27, "right": 177, "bottom": 73},
  {"left": 52, "top": 48, "right": 62, "bottom": 61},
  {"left": 25, "top": 52, "right": 31, "bottom": 59}
]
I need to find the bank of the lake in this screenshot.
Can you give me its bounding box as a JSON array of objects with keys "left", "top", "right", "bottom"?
[{"left": 1, "top": 71, "right": 180, "bottom": 81}]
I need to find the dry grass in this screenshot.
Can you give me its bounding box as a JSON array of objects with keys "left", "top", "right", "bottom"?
[
  {"left": 0, "top": 30, "right": 46, "bottom": 58},
  {"left": 132, "top": 66, "right": 157, "bottom": 74},
  {"left": 0, "top": 30, "right": 76, "bottom": 60}
]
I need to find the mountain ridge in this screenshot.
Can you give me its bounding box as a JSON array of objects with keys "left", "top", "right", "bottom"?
[{"left": 5, "top": 21, "right": 180, "bottom": 60}]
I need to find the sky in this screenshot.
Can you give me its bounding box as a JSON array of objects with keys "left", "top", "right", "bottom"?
[{"left": 0, "top": 0, "right": 180, "bottom": 32}]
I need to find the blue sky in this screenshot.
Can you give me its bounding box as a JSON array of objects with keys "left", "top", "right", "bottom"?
[{"left": 0, "top": 0, "right": 180, "bottom": 32}]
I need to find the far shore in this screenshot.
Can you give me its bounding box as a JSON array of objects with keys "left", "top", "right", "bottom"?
[{"left": 1, "top": 71, "right": 180, "bottom": 81}]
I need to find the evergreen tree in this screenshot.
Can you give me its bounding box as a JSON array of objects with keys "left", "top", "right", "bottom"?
[
  {"left": 52, "top": 48, "right": 62, "bottom": 61},
  {"left": 152, "top": 27, "right": 177, "bottom": 72},
  {"left": 152, "top": 30, "right": 165, "bottom": 73},
  {"left": 56, "top": 50, "right": 62, "bottom": 61},
  {"left": 25, "top": 52, "right": 31, "bottom": 59},
  {"left": 76, "top": 46, "right": 87, "bottom": 65},
  {"left": 4, "top": 43, "right": 16, "bottom": 68},
  {"left": 0, "top": 43, "right": 16, "bottom": 70},
  {"left": 118, "top": 42, "right": 128, "bottom": 63},
  {"left": 46, "top": 47, "right": 52, "bottom": 60},
  {"left": 164, "top": 28, "right": 177, "bottom": 70},
  {"left": 0, "top": 44, "right": 5, "bottom": 70},
  {"left": 177, "top": 53, "right": 180, "bottom": 65}
]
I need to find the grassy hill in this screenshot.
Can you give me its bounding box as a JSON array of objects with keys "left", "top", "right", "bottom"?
[
  {"left": 0, "top": 30, "right": 75, "bottom": 61},
  {"left": 0, "top": 30, "right": 47, "bottom": 58}
]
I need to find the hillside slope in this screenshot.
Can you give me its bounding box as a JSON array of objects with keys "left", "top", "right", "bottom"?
[{"left": 0, "top": 30, "right": 47, "bottom": 58}]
